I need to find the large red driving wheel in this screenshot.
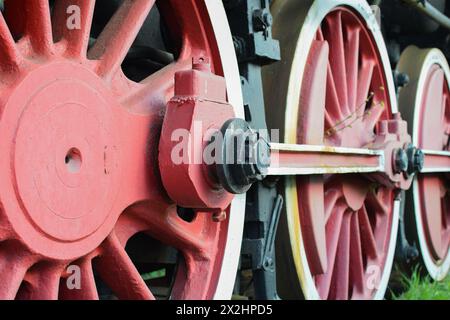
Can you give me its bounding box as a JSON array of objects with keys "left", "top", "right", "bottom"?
[
  {"left": 398, "top": 47, "right": 450, "bottom": 280},
  {"left": 0, "top": 0, "right": 244, "bottom": 300},
  {"left": 264, "top": 0, "right": 399, "bottom": 300}
]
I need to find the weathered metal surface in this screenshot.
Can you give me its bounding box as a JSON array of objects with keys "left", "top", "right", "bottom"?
[
  {"left": 159, "top": 59, "right": 235, "bottom": 211},
  {"left": 269, "top": 143, "right": 384, "bottom": 176},
  {"left": 264, "top": 0, "right": 400, "bottom": 300},
  {"left": 421, "top": 150, "right": 450, "bottom": 173},
  {"left": 0, "top": 0, "right": 244, "bottom": 300},
  {"left": 397, "top": 46, "right": 450, "bottom": 280}
]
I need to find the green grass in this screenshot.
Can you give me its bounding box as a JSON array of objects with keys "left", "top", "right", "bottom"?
[{"left": 393, "top": 267, "right": 450, "bottom": 300}]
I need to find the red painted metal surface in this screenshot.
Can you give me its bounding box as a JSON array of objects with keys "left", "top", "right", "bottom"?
[
  {"left": 371, "top": 114, "right": 413, "bottom": 190},
  {"left": 423, "top": 153, "right": 450, "bottom": 170},
  {"left": 0, "top": 0, "right": 232, "bottom": 300},
  {"left": 297, "top": 8, "right": 395, "bottom": 300},
  {"left": 417, "top": 65, "right": 450, "bottom": 261},
  {"left": 159, "top": 59, "right": 235, "bottom": 211},
  {"left": 271, "top": 149, "right": 382, "bottom": 172}
]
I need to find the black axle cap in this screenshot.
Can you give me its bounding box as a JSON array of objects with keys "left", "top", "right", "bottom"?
[{"left": 214, "top": 118, "right": 271, "bottom": 194}]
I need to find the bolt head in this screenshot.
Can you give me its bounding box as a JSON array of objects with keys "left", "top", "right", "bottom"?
[
  {"left": 405, "top": 144, "right": 425, "bottom": 175},
  {"left": 254, "top": 138, "right": 270, "bottom": 174},
  {"left": 394, "top": 148, "right": 408, "bottom": 173},
  {"left": 413, "top": 149, "right": 425, "bottom": 173},
  {"left": 212, "top": 211, "right": 227, "bottom": 222},
  {"left": 253, "top": 9, "right": 268, "bottom": 32}
]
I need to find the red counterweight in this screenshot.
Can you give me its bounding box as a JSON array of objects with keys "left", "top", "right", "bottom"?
[{"left": 159, "top": 59, "right": 236, "bottom": 211}]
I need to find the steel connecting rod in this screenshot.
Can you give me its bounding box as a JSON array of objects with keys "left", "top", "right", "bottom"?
[
  {"left": 213, "top": 116, "right": 429, "bottom": 194},
  {"left": 266, "top": 144, "right": 450, "bottom": 177},
  {"left": 267, "top": 143, "right": 384, "bottom": 176},
  {"left": 420, "top": 150, "right": 450, "bottom": 173},
  {"left": 268, "top": 145, "right": 450, "bottom": 176}
]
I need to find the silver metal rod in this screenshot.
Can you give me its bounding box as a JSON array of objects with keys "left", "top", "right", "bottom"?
[
  {"left": 402, "top": 0, "right": 450, "bottom": 31},
  {"left": 268, "top": 143, "right": 385, "bottom": 176},
  {"left": 420, "top": 149, "right": 450, "bottom": 173}
]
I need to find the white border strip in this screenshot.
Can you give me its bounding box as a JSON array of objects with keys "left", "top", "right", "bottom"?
[{"left": 205, "top": 0, "right": 246, "bottom": 300}]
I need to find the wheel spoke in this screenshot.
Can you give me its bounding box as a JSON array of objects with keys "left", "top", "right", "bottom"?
[
  {"left": 324, "top": 188, "right": 343, "bottom": 223},
  {"left": 329, "top": 212, "right": 351, "bottom": 300},
  {"left": 158, "top": 0, "right": 212, "bottom": 59},
  {"left": 316, "top": 208, "right": 345, "bottom": 298},
  {"left": 325, "top": 110, "right": 335, "bottom": 129},
  {"left": 6, "top": 0, "right": 53, "bottom": 54},
  {"left": 316, "top": 28, "right": 325, "bottom": 42},
  {"left": 0, "top": 214, "right": 13, "bottom": 242},
  {"left": 114, "top": 207, "right": 219, "bottom": 300},
  {"left": 0, "top": 13, "right": 22, "bottom": 71},
  {"left": 357, "top": 59, "right": 375, "bottom": 117},
  {"left": 88, "top": 0, "right": 156, "bottom": 79},
  {"left": 358, "top": 205, "right": 378, "bottom": 259},
  {"left": 59, "top": 258, "right": 99, "bottom": 300},
  {"left": 364, "top": 98, "right": 386, "bottom": 131},
  {"left": 324, "top": 12, "right": 348, "bottom": 115},
  {"left": 52, "top": 0, "right": 96, "bottom": 57},
  {"left": 17, "top": 263, "right": 62, "bottom": 300},
  {"left": 95, "top": 233, "right": 155, "bottom": 300},
  {"left": 299, "top": 40, "right": 328, "bottom": 144},
  {"left": 0, "top": 244, "right": 35, "bottom": 299},
  {"left": 366, "top": 189, "right": 388, "bottom": 214},
  {"left": 345, "top": 26, "right": 360, "bottom": 112},
  {"left": 121, "top": 58, "right": 191, "bottom": 113},
  {"left": 349, "top": 213, "right": 365, "bottom": 296},
  {"left": 118, "top": 205, "right": 211, "bottom": 257},
  {"left": 326, "top": 63, "right": 345, "bottom": 124},
  {"left": 171, "top": 253, "right": 216, "bottom": 300},
  {"left": 297, "top": 176, "right": 327, "bottom": 274}
]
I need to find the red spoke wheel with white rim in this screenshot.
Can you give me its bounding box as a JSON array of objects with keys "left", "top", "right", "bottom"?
[
  {"left": 0, "top": 0, "right": 245, "bottom": 300},
  {"left": 398, "top": 46, "right": 450, "bottom": 281},
  {"left": 263, "top": 0, "right": 399, "bottom": 300}
]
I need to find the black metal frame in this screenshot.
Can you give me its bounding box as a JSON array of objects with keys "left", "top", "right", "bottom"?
[{"left": 223, "top": 0, "right": 281, "bottom": 300}]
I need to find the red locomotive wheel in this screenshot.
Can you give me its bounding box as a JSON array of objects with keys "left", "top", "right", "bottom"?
[
  {"left": 398, "top": 47, "right": 450, "bottom": 280},
  {"left": 0, "top": 0, "right": 245, "bottom": 299},
  {"left": 264, "top": 0, "right": 399, "bottom": 299}
]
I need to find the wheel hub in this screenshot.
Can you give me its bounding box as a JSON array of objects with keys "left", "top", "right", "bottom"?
[
  {"left": 2, "top": 61, "right": 121, "bottom": 259},
  {"left": 0, "top": 0, "right": 245, "bottom": 300}
]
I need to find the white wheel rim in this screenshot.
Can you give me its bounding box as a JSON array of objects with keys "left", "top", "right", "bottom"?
[
  {"left": 205, "top": 0, "right": 246, "bottom": 300},
  {"left": 277, "top": 0, "right": 399, "bottom": 300},
  {"left": 399, "top": 47, "right": 450, "bottom": 280}
]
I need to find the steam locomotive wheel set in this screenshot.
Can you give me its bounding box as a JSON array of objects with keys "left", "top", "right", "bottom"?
[{"left": 0, "top": 0, "right": 448, "bottom": 300}]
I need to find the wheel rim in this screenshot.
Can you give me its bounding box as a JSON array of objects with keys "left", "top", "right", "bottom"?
[
  {"left": 398, "top": 47, "right": 450, "bottom": 280},
  {"left": 265, "top": 0, "right": 399, "bottom": 300},
  {"left": 0, "top": 0, "right": 244, "bottom": 300}
]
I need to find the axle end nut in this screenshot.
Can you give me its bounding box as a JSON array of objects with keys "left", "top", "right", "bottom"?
[
  {"left": 394, "top": 148, "right": 408, "bottom": 174},
  {"left": 405, "top": 144, "right": 424, "bottom": 175},
  {"left": 215, "top": 118, "right": 271, "bottom": 194}
]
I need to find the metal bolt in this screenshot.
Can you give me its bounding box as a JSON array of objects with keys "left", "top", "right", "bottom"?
[
  {"left": 394, "top": 148, "right": 408, "bottom": 174},
  {"left": 253, "top": 9, "right": 271, "bottom": 32},
  {"left": 263, "top": 12, "right": 273, "bottom": 26},
  {"left": 192, "top": 57, "right": 210, "bottom": 72},
  {"left": 413, "top": 149, "right": 425, "bottom": 172},
  {"left": 396, "top": 72, "right": 410, "bottom": 88},
  {"left": 405, "top": 144, "right": 425, "bottom": 175},
  {"left": 262, "top": 257, "right": 274, "bottom": 271},
  {"left": 406, "top": 245, "right": 419, "bottom": 262},
  {"left": 212, "top": 211, "right": 227, "bottom": 222},
  {"left": 406, "top": 144, "right": 425, "bottom": 175},
  {"left": 232, "top": 36, "right": 246, "bottom": 60}
]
